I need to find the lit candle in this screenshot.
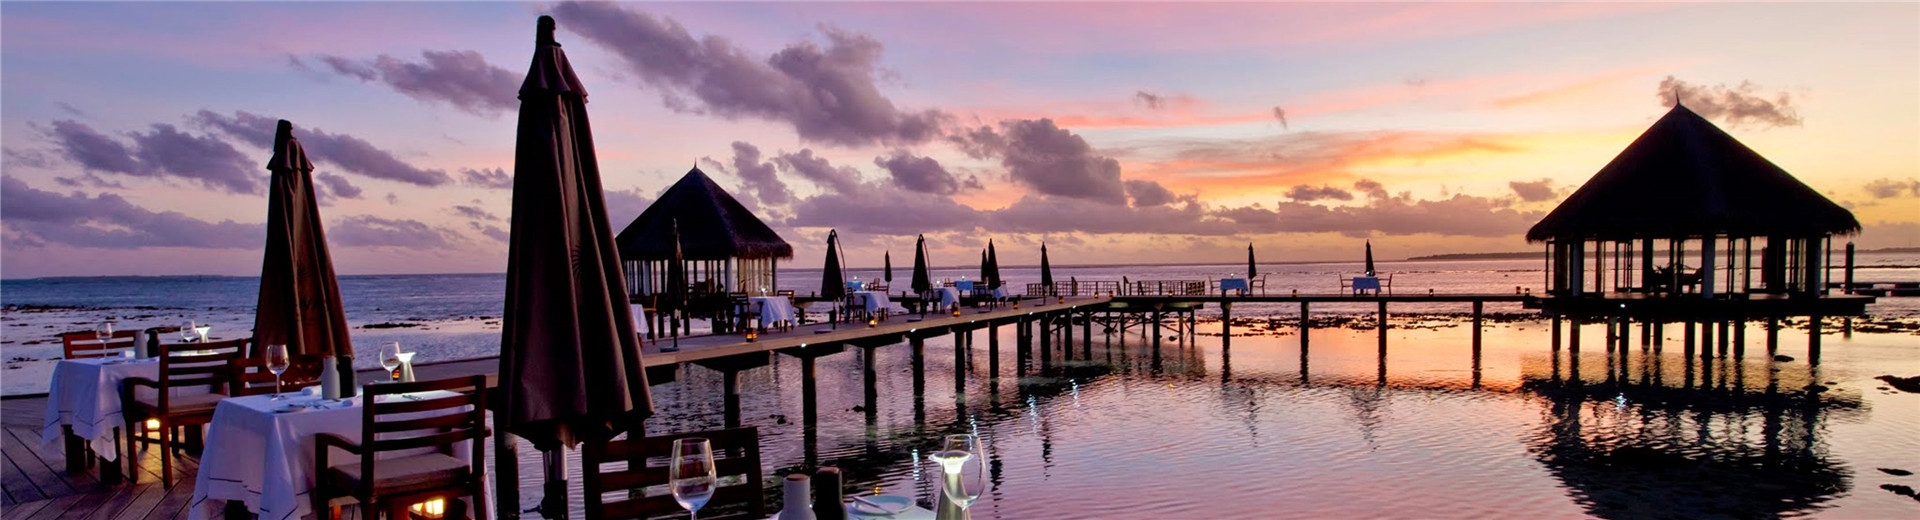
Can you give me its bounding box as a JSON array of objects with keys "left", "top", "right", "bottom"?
[
  {"left": 145, "top": 418, "right": 161, "bottom": 430},
  {"left": 745, "top": 329, "right": 758, "bottom": 342},
  {"left": 409, "top": 498, "right": 446, "bottom": 519}
]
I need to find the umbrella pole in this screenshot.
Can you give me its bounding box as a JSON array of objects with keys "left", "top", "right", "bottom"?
[
  {"left": 495, "top": 431, "right": 520, "bottom": 520},
  {"left": 541, "top": 448, "right": 569, "bottom": 519}
]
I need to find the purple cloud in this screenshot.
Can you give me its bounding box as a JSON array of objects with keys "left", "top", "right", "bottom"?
[
  {"left": 328, "top": 215, "right": 460, "bottom": 249},
  {"left": 875, "top": 150, "right": 977, "bottom": 195},
  {"left": 966, "top": 118, "right": 1127, "bottom": 204},
  {"left": 1657, "top": 76, "right": 1802, "bottom": 128},
  {"left": 602, "top": 187, "right": 655, "bottom": 229},
  {"left": 1124, "top": 179, "right": 1176, "bottom": 207},
  {"left": 1862, "top": 178, "right": 1920, "bottom": 199},
  {"left": 195, "top": 110, "right": 452, "bottom": 187},
  {"left": 301, "top": 50, "right": 518, "bottom": 117},
  {"left": 774, "top": 148, "right": 862, "bottom": 194},
  {"left": 42, "top": 120, "right": 260, "bottom": 194},
  {"left": 553, "top": 2, "right": 947, "bottom": 147},
  {"left": 314, "top": 171, "right": 363, "bottom": 200},
  {"left": 1353, "top": 179, "right": 1387, "bottom": 198},
  {"left": 450, "top": 203, "right": 498, "bottom": 221},
  {"left": 460, "top": 167, "right": 512, "bottom": 189},
  {"left": 0, "top": 176, "right": 259, "bottom": 249},
  {"left": 1286, "top": 184, "right": 1353, "bottom": 202},
  {"left": 1508, "top": 178, "right": 1557, "bottom": 202},
  {"left": 729, "top": 141, "right": 792, "bottom": 205}
]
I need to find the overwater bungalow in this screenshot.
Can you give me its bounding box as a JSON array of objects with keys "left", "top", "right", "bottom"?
[
  {"left": 616, "top": 166, "right": 793, "bottom": 304},
  {"left": 1526, "top": 103, "right": 1875, "bottom": 321}
]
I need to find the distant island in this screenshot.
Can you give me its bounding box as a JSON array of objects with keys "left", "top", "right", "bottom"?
[{"left": 1406, "top": 246, "right": 1920, "bottom": 262}]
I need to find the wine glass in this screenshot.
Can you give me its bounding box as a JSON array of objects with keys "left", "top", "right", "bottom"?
[
  {"left": 380, "top": 342, "right": 403, "bottom": 382},
  {"left": 95, "top": 321, "right": 114, "bottom": 343},
  {"left": 931, "top": 434, "right": 986, "bottom": 510},
  {"left": 180, "top": 320, "right": 198, "bottom": 343},
  {"left": 265, "top": 344, "right": 290, "bottom": 400},
  {"left": 669, "top": 438, "right": 716, "bottom": 520}
]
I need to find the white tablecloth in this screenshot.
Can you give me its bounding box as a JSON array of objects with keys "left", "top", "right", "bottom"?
[
  {"left": 190, "top": 391, "right": 470, "bottom": 520},
  {"left": 748, "top": 296, "right": 795, "bottom": 329},
  {"left": 40, "top": 357, "right": 161, "bottom": 460},
  {"left": 931, "top": 287, "right": 961, "bottom": 311},
  {"left": 772, "top": 504, "right": 935, "bottom": 519},
  {"left": 851, "top": 292, "right": 907, "bottom": 315},
  {"left": 630, "top": 304, "right": 651, "bottom": 337},
  {"left": 991, "top": 287, "right": 1009, "bottom": 300}
]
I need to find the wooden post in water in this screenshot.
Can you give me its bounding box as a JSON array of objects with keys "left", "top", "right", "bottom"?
[
  {"left": 1062, "top": 311, "right": 1074, "bottom": 362},
  {"left": 988, "top": 322, "right": 1001, "bottom": 381},
  {"left": 1299, "top": 302, "right": 1311, "bottom": 353},
  {"left": 1222, "top": 301, "right": 1233, "bottom": 344},
  {"left": 1570, "top": 320, "right": 1582, "bottom": 354},
  {"left": 1700, "top": 321, "right": 1714, "bottom": 360},
  {"left": 1376, "top": 300, "right": 1389, "bottom": 359},
  {"left": 1766, "top": 318, "right": 1779, "bottom": 355},
  {"left": 1733, "top": 320, "right": 1746, "bottom": 358},
  {"left": 1718, "top": 321, "right": 1730, "bottom": 357},
  {"left": 1471, "top": 301, "right": 1484, "bottom": 355},
  {"left": 1684, "top": 321, "right": 1695, "bottom": 355},
  {"left": 910, "top": 337, "right": 926, "bottom": 426},
  {"left": 1809, "top": 316, "right": 1823, "bottom": 365},
  {"left": 1083, "top": 310, "right": 1093, "bottom": 358},
  {"left": 723, "top": 368, "right": 742, "bottom": 428},
  {"left": 1551, "top": 317, "right": 1562, "bottom": 352},
  {"left": 1040, "top": 313, "right": 1053, "bottom": 371},
  {"left": 1653, "top": 321, "right": 1664, "bottom": 352},
  {"left": 954, "top": 329, "right": 967, "bottom": 398},
  {"left": 863, "top": 345, "right": 878, "bottom": 426}
]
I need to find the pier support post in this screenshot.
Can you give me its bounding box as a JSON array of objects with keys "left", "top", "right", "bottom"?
[
  {"left": 989, "top": 322, "right": 1001, "bottom": 381},
  {"left": 954, "top": 330, "right": 968, "bottom": 398},
  {"left": 1569, "top": 320, "right": 1582, "bottom": 354},
  {"left": 1039, "top": 314, "right": 1053, "bottom": 371},
  {"left": 1377, "top": 301, "right": 1389, "bottom": 359},
  {"left": 1809, "top": 316, "right": 1823, "bottom": 365},
  {"left": 910, "top": 337, "right": 926, "bottom": 426},
  {"left": 1299, "top": 302, "right": 1311, "bottom": 353},
  {"left": 1684, "top": 321, "right": 1695, "bottom": 354},
  {"left": 863, "top": 346, "right": 878, "bottom": 427},
  {"left": 1701, "top": 321, "right": 1714, "bottom": 360},
  {"left": 1471, "top": 301, "right": 1483, "bottom": 356},
  {"left": 1062, "top": 312, "right": 1074, "bottom": 362},
  {"left": 1222, "top": 302, "right": 1233, "bottom": 346},
  {"left": 1551, "top": 317, "right": 1562, "bottom": 352},
  {"left": 723, "top": 369, "right": 742, "bottom": 429},
  {"left": 1083, "top": 310, "right": 1093, "bottom": 358},
  {"left": 1733, "top": 320, "right": 1746, "bottom": 358},
  {"left": 1653, "top": 321, "right": 1664, "bottom": 352},
  {"left": 1718, "top": 321, "right": 1731, "bottom": 357},
  {"left": 1766, "top": 318, "right": 1780, "bottom": 354}
]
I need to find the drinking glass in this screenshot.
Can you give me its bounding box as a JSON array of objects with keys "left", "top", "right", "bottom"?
[
  {"left": 180, "top": 320, "right": 198, "bottom": 343},
  {"left": 95, "top": 321, "right": 114, "bottom": 343},
  {"left": 931, "top": 434, "right": 986, "bottom": 510},
  {"left": 669, "top": 438, "right": 716, "bottom": 520},
  {"left": 379, "top": 342, "right": 403, "bottom": 381},
  {"left": 265, "top": 344, "right": 291, "bottom": 400}
]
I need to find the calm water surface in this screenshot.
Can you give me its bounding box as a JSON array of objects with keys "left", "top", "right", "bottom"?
[{"left": 507, "top": 319, "right": 1919, "bottom": 519}]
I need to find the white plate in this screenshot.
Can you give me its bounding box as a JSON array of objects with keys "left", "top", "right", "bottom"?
[{"left": 849, "top": 494, "right": 913, "bottom": 516}]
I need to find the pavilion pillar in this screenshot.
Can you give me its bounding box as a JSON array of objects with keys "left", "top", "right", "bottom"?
[
  {"left": 1641, "top": 238, "right": 1656, "bottom": 293},
  {"left": 1701, "top": 235, "right": 1717, "bottom": 299}
]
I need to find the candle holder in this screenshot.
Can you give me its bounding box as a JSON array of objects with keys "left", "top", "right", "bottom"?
[
  {"left": 951, "top": 307, "right": 961, "bottom": 317},
  {"left": 868, "top": 317, "right": 878, "bottom": 328},
  {"left": 745, "top": 329, "right": 758, "bottom": 342},
  {"left": 409, "top": 498, "right": 446, "bottom": 520}
]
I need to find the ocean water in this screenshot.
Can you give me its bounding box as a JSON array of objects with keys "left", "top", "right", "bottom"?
[{"left": 4, "top": 256, "right": 1919, "bottom": 517}]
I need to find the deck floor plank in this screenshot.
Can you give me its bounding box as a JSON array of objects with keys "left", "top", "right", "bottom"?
[
  {"left": 4, "top": 429, "right": 94, "bottom": 495},
  {"left": 2, "top": 449, "right": 49, "bottom": 505},
  {"left": 20, "top": 492, "right": 92, "bottom": 520},
  {"left": 0, "top": 429, "right": 76, "bottom": 500},
  {"left": 106, "top": 479, "right": 172, "bottom": 520}
]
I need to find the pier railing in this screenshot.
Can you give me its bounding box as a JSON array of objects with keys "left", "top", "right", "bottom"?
[{"left": 1026, "top": 280, "right": 1210, "bottom": 297}]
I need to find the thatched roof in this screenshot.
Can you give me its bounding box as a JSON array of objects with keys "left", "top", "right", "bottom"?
[
  {"left": 617, "top": 167, "right": 793, "bottom": 261},
  {"left": 1527, "top": 104, "right": 1858, "bottom": 242}
]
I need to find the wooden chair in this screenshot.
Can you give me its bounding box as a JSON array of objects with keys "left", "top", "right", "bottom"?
[
  {"left": 228, "top": 354, "right": 327, "bottom": 397},
  {"left": 582, "top": 427, "right": 764, "bottom": 520},
  {"left": 121, "top": 337, "right": 247, "bottom": 483},
  {"left": 60, "top": 330, "right": 138, "bottom": 359},
  {"left": 1250, "top": 274, "right": 1268, "bottom": 295},
  {"left": 314, "top": 375, "right": 489, "bottom": 520}
]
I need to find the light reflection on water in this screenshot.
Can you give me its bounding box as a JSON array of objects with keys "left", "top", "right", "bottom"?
[{"left": 501, "top": 319, "right": 1919, "bottom": 519}]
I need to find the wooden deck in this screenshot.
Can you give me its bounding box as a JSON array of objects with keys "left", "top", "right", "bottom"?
[{"left": 0, "top": 394, "right": 202, "bottom": 520}]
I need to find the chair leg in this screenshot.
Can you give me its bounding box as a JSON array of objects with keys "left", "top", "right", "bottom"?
[
  {"left": 159, "top": 424, "right": 173, "bottom": 485},
  {"left": 125, "top": 420, "right": 139, "bottom": 484}
]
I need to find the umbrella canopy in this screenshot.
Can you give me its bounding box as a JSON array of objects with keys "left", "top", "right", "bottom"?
[
  {"left": 986, "top": 239, "right": 1002, "bottom": 289},
  {"left": 820, "top": 230, "right": 846, "bottom": 300},
  {"left": 884, "top": 251, "right": 893, "bottom": 283},
  {"left": 979, "top": 250, "right": 989, "bottom": 286},
  {"left": 1039, "top": 243, "right": 1054, "bottom": 295},
  {"left": 1364, "top": 241, "right": 1376, "bottom": 276},
  {"left": 498, "top": 15, "right": 649, "bottom": 450},
  {"left": 1247, "top": 243, "right": 1257, "bottom": 279},
  {"left": 252, "top": 120, "right": 352, "bottom": 359},
  {"left": 911, "top": 235, "right": 932, "bottom": 294}
]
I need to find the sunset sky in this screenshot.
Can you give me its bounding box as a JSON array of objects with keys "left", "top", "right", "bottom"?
[{"left": 4, "top": 2, "right": 1916, "bottom": 278}]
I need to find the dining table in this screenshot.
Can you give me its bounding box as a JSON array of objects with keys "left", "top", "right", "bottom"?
[
  {"left": 850, "top": 291, "right": 900, "bottom": 316},
  {"left": 40, "top": 356, "right": 162, "bottom": 464},
  {"left": 189, "top": 390, "right": 471, "bottom": 520},
  {"left": 748, "top": 295, "right": 796, "bottom": 330},
  {"left": 930, "top": 287, "right": 961, "bottom": 311},
  {"left": 629, "top": 303, "right": 652, "bottom": 338},
  {"left": 1352, "top": 276, "right": 1382, "bottom": 295},
  {"left": 1219, "top": 277, "right": 1250, "bottom": 296}
]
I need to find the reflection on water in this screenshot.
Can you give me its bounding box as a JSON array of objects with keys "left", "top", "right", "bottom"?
[{"left": 508, "top": 318, "right": 1917, "bottom": 519}]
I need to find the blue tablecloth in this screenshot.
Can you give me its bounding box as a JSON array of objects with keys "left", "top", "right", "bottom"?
[
  {"left": 955, "top": 280, "right": 974, "bottom": 291},
  {"left": 1353, "top": 277, "right": 1381, "bottom": 293},
  {"left": 1220, "top": 278, "right": 1249, "bottom": 294},
  {"left": 846, "top": 281, "right": 865, "bottom": 292}
]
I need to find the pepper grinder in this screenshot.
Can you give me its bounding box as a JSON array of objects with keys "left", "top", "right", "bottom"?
[{"left": 811, "top": 467, "right": 845, "bottom": 520}]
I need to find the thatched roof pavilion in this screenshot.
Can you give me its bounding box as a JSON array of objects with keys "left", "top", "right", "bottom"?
[
  {"left": 1526, "top": 104, "right": 1869, "bottom": 321},
  {"left": 617, "top": 167, "right": 792, "bottom": 300}
]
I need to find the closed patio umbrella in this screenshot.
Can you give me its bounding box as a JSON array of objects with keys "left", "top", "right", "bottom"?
[
  {"left": 821, "top": 230, "right": 846, "bottom": 325},
  {"left": 884, "top": 250, "right": 893, "bottom": 286},
  {"left": 498, "top": 15, "right": 649, "bottom": 519},
  {"left": 979, "top": 250, "right": 989, "bottom": 288},
  {"left": 911, "top": 234, "right": 931, "bottom": 295},
  {"left": 666, "top": 219, "right": 686, "bottom": 350},
  {"left": 1248, "top": 243, "right": 1258, "bottom": 280},
  {"left": 1365, "top": 241, "right": 1376, "bottom": 277},
  {"left": 987, "top": 239, "right": 1002, "bottom": 289},
  {"left": 252, "top": 120, "right": 352, "bottom": 363},
  {"left": 1040, "top": 243, "right": 1054, "bottom": 296}
]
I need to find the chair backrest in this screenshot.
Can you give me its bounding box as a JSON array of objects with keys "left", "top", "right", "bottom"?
[
  {"left": 228, "top": 354, "right": 327, "bottom": 396},
  {"left": 583, "top": 427, "right": 764, "bottom": 520},
  {"left": 355, "top": 375, "right": 489, "bottom": 496},
  {"left": 61, "top": 330, "right": 139, "bottom": 359},
  {"left": 150, "top": 338, "right": 247, "bottom": 408}
]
